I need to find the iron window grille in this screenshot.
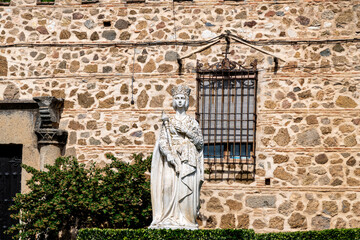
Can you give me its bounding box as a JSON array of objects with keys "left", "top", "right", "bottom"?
[{"left": 196, "top": 58, "right": 257, "bottom": 181}]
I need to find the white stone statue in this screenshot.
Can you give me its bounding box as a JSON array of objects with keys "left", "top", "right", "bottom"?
[{"left": 150, "top": 85, "right": 204, "bottom": 230}]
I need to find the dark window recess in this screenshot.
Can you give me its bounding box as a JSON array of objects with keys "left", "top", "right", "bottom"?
[
  {"left": 126, "top": 0, "right": 145, "bottom": 3},
  {"left": 103, "top": 21, "right": 111, "bottom": 27},
  {"left": 196, "top": 58, "right": 257, "bottom": 181},
  {"left": 0, "top": 144, "right": 22, "bottom": 240},
  {"left": 37, "top": 0, "right": 55, "bottom": 5},
  {"left": 82, "top": 0, "right": 99, "bottom": 4},
  {"left": 0, "top": 0, "right": 10, "bottom": 6}
]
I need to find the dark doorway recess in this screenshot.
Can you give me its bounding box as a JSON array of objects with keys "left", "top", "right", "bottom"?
[{"left": 0, "top": 144, "right": 22, "bottom": 240}]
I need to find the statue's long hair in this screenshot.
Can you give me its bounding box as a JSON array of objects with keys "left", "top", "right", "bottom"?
[{"left": 172, "top": 95, "right": 189, "bottom": 111}]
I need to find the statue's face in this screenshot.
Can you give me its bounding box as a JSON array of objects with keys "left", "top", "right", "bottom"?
[{"left": 174, "top": 94, "right": 186, "bottom": 109}]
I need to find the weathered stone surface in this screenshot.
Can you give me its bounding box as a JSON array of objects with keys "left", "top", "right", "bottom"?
[
  {"left": 70, "top": 61, "right": 80, "bottom": 72},
  {"left": 344, "top": 134, "right": 357, "bottom": 147},
  {"left": 352, "top": 202, "right": 360, "bottom": 216},
  {"left": 346, "top": 156, "right": 356, "bottom": 166},
  {"left": 309, "top": 166, "right": 327, "bottom": 175},
  {"left": 245, "top": 195, "right": 276, "bottom": 208},
  {"left": 279, "top": 201, "right": 294, "bottom": 216},
  {"left": 99, "top": 97, "right": 114, "bottom": 108},
  {"left": 264, "top": 100, "right": 276, "bottom": 109},
  {"left": 158, "top": 64, "right": 173, "bottom": 73},
  {"left": 274, "top": 166, "right": 292, "bottom": 181},
  {"left": 73, "top": 31, "right": 87, "bottom": 40},
  {"left": 144, "top": 59, "right": 156, "bottom": 73},
  {"left": 3, "top": 84, "right": 20, "bottom": 100},
  {"left": 305, "top": 200, "right": 319, "bottom": 214},
  {"left": 84, "top": 19, "right": 95, "bottom": 29},
  {"left": 335, "top": 218, "right": 347, "bottom": 229},
  {"left": 137, "top": 90, "right": 149, "bottom": 108},
  {"left": 349, "top": 219, "right": 360, "bottom": 228},
  {"left": 205, "top": 215, "right": 217, "bottom": 228},
  {"left": 89, "top": 137, "right": 101, "bottom": 145},
  {"left": 237, "top": 214, "right": 249, "bottom": 229},
  {"left": 321, "top": 126, "right": 332, "bottom": 134},
  {"left": 323, "top": 201, "right": 338, "bottom": 217},
  {"left": 288, "top": 213, "right": 307, "bottom": 229},
  {"left": 273, "top": 154, "right": 289, "bottom": 164},
  {"left": 296, "top": 16, "right": 310, "bottom": 25},
  {"left": 68, "top": 120, "right": 84, "bottom": 130},
  {"left": 119, "top": 125, "right": 130, "bottom": 133},
  {"left": 342, "top": 200, "right": 350, "bottom": 213},
  {"left": 102, "top": 30, "right": 116, "bottom": 40},
  {"left": 60, "top": 30, "right": 71, "bottom": 39},
  {"left": 294, "top": 156, "right": 312, "bottom": 167},
  {"left": 207, "top": 197, "right": 224, "bottom": 213},
  {"left": 253, "top": 219, "right": 266, "bottom": 229},
  {"left": 102, "top": 136, "right": 112, "bottom": 145},
  {"left": 297, "top": 129, "right": 321, "bottom": 147},
  {"left": 298, "top": 90, "right": 312, "bottom": 99},
  {"left": 73, "top": 12, "right": 84, "bottom": 20},
  {"left": 312, "top": 215, "right": 330, "bottom": 230},
  {"left": 144, "top": 132, "right": 155, "bottom": 145},
  {"left": 225, "top": 199, "right": 242, "bottom": 211},
  {"left": 84, "top": 65, "right": 98, "bottom": 73},
  {"left": 36, "top": 26, "right": 49, "bottom": 34},
  {"left": 264, "top": 126, "right": 275, "bottom": 134},
  {"left": 165, "top": 51, "right": 179, "bottom": 61},
  {"left": 78, "top": 92, "right": 95, "bottom": 108},
  {"left": 90, "top": 32, "right": 100, "bottom": 41},
  {"left": 115, "top": 136, "right": 131, "bottom": 146},
  {"left": 115, "top": 19, "right": 130, "bottom": 30},
  {"left": 336, "top": 10, "right": 353, "bottom": 24},
  {"left": 306, "top": 115, "right": 318, "bottom": 125},
  {"left": 273, "top": 128, "right": 290, "bottom": 146},
  {"left": 269, "top": 216, "right": 284, "bottom": 230},
  {"left": 315, "top": 154, "right": 328, "bottom": 164},
  {"left": 220, "top": 214, "right": 235, "bottom": 229},
  {"left": 336, "top": 96, "right": 358, "bottom": 108},
  {"left": 149, "top": 95, "right": 165, "bottom": 108}
]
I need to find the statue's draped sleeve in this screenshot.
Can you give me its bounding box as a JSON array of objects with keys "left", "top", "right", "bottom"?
[{"left": 186, "top": 118, "right": 203, "bottom": 151}]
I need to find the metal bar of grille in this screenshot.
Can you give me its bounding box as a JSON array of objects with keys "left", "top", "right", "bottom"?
[{"left": 197, "top": 60, "right": 257, "bottom": 181}]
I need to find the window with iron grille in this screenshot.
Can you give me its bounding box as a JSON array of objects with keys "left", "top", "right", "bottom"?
[{"left": 196, "top": 58, "right": 257, "bottom": 181}]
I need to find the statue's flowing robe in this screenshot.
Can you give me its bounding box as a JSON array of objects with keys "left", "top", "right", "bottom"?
[{"left": 150, "top": 115, "right": 204, "bottom": 229}]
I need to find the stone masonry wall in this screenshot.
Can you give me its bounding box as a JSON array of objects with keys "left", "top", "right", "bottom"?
[{"left": 0, "top": 0, "right": 359, "bottom": 232}]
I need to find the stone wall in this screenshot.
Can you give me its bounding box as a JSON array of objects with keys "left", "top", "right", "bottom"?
[{"left": 0, "top": 0, "right": 360, "bottom": 232}]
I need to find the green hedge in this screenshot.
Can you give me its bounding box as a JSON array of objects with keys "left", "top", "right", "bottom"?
[
  {"left": 77, "top": 228, "right": 360, "bottom": 240},
  {"left": 256, "top": 228, "right": 360, "bottom": 240},
  {"left": 77, "top": 228, "right": 255, "bottom": 240}
]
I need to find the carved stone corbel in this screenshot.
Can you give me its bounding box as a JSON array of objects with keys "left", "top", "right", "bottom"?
[{"left": 33, "top": 97, "right": 68, "bottom": 168}]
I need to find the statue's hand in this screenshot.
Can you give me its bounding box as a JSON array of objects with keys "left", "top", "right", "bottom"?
[
  {"left": 167, "top": 154, "right": 180, "bottom": 173},
  {"left": 174, "top": 122, "right": 187, "bottom": 134}
]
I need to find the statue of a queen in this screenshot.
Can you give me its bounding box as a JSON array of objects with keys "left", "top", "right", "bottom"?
[{"left": 149, "top": 85, "right": 204, "bottom": 230}]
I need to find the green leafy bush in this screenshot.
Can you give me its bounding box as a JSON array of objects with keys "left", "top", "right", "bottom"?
[
  {"left": 77, "top": 228, "right": 256, "bottom": 240},
  {"left": 7, "top": 154, "right": 152, "bottom": 240}
]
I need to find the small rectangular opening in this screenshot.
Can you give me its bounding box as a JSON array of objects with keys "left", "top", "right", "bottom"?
[
  {"left": 265, "top": 178, "right": 271, "bottom": 185},
  {"left": 103, "top": 21, "right": 111, "bottom": 27}
]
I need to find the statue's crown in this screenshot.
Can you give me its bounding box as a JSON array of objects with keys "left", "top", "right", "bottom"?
[{"left": 171, "top": 85, "right": 191, "bottom": 97}]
